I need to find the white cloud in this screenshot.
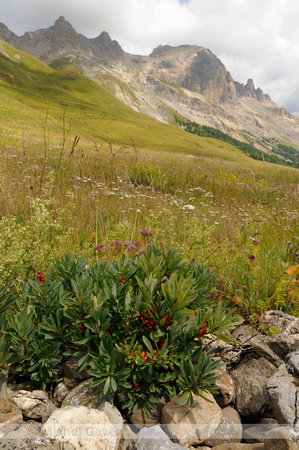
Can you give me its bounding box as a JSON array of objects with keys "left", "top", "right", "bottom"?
[{"left": 1, "top": 0, "right": 299, "bottom": 113}]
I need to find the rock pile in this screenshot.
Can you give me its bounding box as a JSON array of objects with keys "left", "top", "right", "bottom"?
[{"left": 0, "top": 310, "right": 298, "bottom": 449}]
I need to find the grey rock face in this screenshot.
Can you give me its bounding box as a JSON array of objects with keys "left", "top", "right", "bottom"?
[
  {"left": 230, "top": 356, "right": 276, "bottom": 417},
  {"left": 286, "top": 351, "right": 299, "bottom": 376},
  {"left": 267, "top": 364, "right": 298, "bottom": 426},
  {"left": 131, "top": 425, "right": 188, "bottom": 449}
]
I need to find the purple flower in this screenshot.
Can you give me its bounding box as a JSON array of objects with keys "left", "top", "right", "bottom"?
[
  {"left": 133, "top": 240, "right": 142, "bottom": 247},
  {"left": 229, "top": 249, "right": 236, "bottom": 254},
  {"left": 140, "top": 230, "right": 153, "bottom": 237},
  {"left": 248, "top": 254, "right": 256, "bottom": 261},
  {"left": 127, "top": 244, "right": 136, "bottom": 250},
  {"left": 95, "top": 244, "right": 105, "bottom": 252},
  {"left": 139, "top": 248, "right": 147, "bottom": 254},
  {"left": 253, "top": 239, "right": 261, "bottom": 244},
  {"left": 123, "top": 240, "right": 132, "bottom": 247},
  {"left": 113, "top": 240, "right": 122, "bottom": 248}
]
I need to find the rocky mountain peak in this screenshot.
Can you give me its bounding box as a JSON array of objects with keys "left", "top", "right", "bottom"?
[
  {"left": 234, "top": 78, "right": 271, "bottom": 103},
  {"left": 0, "top": 22, "right": 17, "bottom": 41},
  {"left": 245, "top": 78, "right": 255, "bottom": 92},
  {"left": 90, "top": 31, "right": 124, "bottom": 61},
  {"left": 51, "top": 16, "right": 78, "bottom": 40}
]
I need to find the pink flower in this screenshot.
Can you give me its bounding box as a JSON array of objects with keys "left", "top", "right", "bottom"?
[
  {"left": 140, "top": 230, "right": 153, "bottom": 237},
  {"left": 113, "top": 240, "right": 122, "bottom": 248},
  {"left": 248, "top": 254, "right": 256, "bottom": 261},
  {"left": 95, "top": 244, "right": 105, "bottom": 252}
]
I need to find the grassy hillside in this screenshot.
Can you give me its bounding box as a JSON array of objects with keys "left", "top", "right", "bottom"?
[{"left": 0, "top": 40, "right": 298, "bottom": 321}]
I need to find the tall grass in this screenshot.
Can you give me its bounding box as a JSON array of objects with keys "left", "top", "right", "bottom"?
[{"left": 0, "top": 137, "right": 298, "bottom": 320}]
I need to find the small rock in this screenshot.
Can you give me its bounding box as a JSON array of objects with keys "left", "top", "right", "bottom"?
[
  {"left": 286, "top": 351, "right": 299, "bottom": 376},
  {"left": 214, "top": 365, "right": 236, "bottom": 407},
  {"left": 63, "top": 355, "right": 90, "bottom": 388},
  {"left": 119, "top": 424, "right": 137, "bottom": 450},
  {"left": 0, "top": 422, "right": 54, "bottom": 449},
  {"left": 0, "top": 375, "right": 7, "bottom": 400},
  {"left": 220, "top": 326, "right": 256, "bottom": 364},
  {"left": 129, "top": 398, "right": 166, "bottom": 429},
  {"left": 249, "top": 334, "right": 283, "bottom": 367},
  {"left": 42, "top": 405, "right": 119, "bottom": 449},
  {"left": 264, "top": 426, "right": 298, "bottom": 450},
  {"left": 232, "top": 325, "right": 261, "bottom": 344},
  {"left": 62, "top": 379, "right": 114, "bottom": 408},
  {"left": 53, "top": 381, "right": 71, "bottom": 406},
  {"left": 260, "top": 311, "right": 299, "bottom": 335},
  {"left": 99, "top": 402, "right": 123, "bottom": 442},
  {"left": 268, "top": 334, "right": 299, "bottom": 360},
  {"left": 162, "top": 392, "right": 222, "bottom": 446},
  {"left": 12, "top": 390, "right": 56, "bottom": 423},
  {"left": 131, "top": 424, "right": 188, "bottom": 449},
  {"left": 243, "top": 423, "right": 272, "bottom": 443},
  {"left": 203, "top": 406, "right": 242, "bottom": 446},
  {"left": 0, "top": 399, "right": 22, "bottom": 437},
  {"left": 211, "top": 444, "right": 264, "bottom": 450}
]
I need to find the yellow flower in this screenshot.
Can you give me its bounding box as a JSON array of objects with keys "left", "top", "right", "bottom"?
[{"left": 286, "top": 265, "right": 299, "bottom": 277}]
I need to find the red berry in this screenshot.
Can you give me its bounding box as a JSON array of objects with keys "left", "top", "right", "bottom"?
[
  {"left": 134, "top": 382, "right": 139, "bottom": 387},
  {"left": 205, "top": 319, "right": 208, "bottom": 324},
  {"left": 173, "top": 350, "right": 178, "bottom": 354}
]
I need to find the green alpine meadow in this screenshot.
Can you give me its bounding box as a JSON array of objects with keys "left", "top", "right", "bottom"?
[{"left": 0, "top": 36, "right": 298, "bottom": 414}]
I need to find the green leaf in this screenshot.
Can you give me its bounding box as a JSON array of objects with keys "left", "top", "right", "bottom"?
[
  {"left": 111, "top": 378, "right": 117, "bottom": 392},
  {"left": 179, "top": 390, "right": 192, "bottom": 406},
  {"left": 142, "top": 336, "right": 153, "bottom": 354},
  {"left": 103, "top": 377, "right": 111, "bottom": 396}
]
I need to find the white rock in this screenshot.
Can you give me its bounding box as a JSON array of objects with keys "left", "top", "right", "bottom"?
[{"left": 42, "top": 405, "right": 119, "bottom": 449}]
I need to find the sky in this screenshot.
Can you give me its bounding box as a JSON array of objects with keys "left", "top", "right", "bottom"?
[{"left": 1, "top": 0, "right": 299, "bottom": 114}]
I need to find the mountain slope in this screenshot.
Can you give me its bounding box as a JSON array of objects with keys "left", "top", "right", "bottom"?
[
  {"left": 1, "top": 16, "right": 299, "bottom": 164},
  {"left": 0, "top": 39, "right": 257, "bottom": 164}
]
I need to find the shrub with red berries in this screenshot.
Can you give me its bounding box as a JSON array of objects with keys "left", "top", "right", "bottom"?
[
  {"left": 3, "top": 243, "right": 242, "bottom": 417},
  {"left": 37, "top": 271, "right": 45, "bottom": 284}
]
